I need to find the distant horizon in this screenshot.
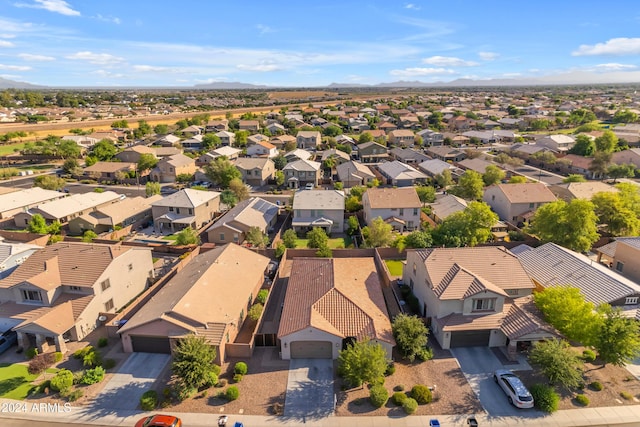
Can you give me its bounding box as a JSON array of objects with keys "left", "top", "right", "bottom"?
[{"left": 1, "top": 1, "right": 640, "bottom": 87}]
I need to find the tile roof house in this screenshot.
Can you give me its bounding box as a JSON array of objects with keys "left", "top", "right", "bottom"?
[
  {"left": 152, "top": 146, "right": 181, "bottom": 158},
  {"left": 292, "top": 189, "right": 345, "bottom": 234},
  {"left": 389, "top": 147, "right": 429, "bottom": 165},
  {"left": 457, "top": 157, "right": 498, "bottom": 175},
  {"left": 483, "top": 183, "right": 556, "bottom": 223},
  {"left": 595, "top": 237, "right": 640, "bottom": 286},
  {"left": 215, "top": 130, "right": 236, "bottom": 147},
  {"left": 0, "top": 240, "right": 43, "bottom": 280},
  {"left": 150, "top": 153, "right": 196, "bottom": 183},
  {"left": 119, "top": 243, "right": 270, "bottom": 363},
  {"left": 270, "top": 134, "right": 296, "bottom": 149},
  {"left": 611, "top": 148, "right": 640, "bottom": 169},
  {"left": 283, "top": 159, "right": 321, "bottom": 189},
  {"left": 426, "top": 146, "right": 466, "bottom": 163},
  {"left": 429, "top": 194, "right": 468, "bottom": 223},
  {"left": 151, "top": 188, "right": 221, "bottom": 232},
  {"left": 336, "top": 161, "right": 376, "bottom": 188},
  {"left": 206, "top": 197, "right": 279, "bottom": 245},
  {"left": 535, "top": 134, "right": 576, "bottom": 152},
  {"left": 357, "top": 141, "right": 388, "bottom": 164},
  {"left": 320, "top": 148, "right": 350, "bottom": 165},
  {"left": 83, "top": 161, "right": 136, "bottom": 181},
  {"left": 284, "top": 148, "right": 312, "bottom": 163},
  {"left": 246, "top": 140, "right": 278, "bottom": 158},
  {"left": 417, "top": 129, "right": 445, "bottom": 146},
  {"left": 404, "top": 247, "right": 557, "bottom": 356},
  {"left": 418, "top": 159, "right": 463, "bottom": 178},
  {"left": 206, "top": 119, "right": 228, "bottom": 132},
  {"left": 233, "top": 157, "right": 275, "bottom": 187},
  {"left": 0, "top": 242, "right": 153, "bottom": 353},
  {"left": 115, "top": 145, "right": 157, "bottom": 163},
  {"left": 0, "top": 188, "right": 66, "bottom": 220},
  {"left": 377, "top": 160, "right": 428, "bottom": 187},
  {"left": 296, "top": 130, "right": 322, "bottom": 150},
  {"left": 153, "top": 134, "right": 181, "bottom": 147},
  {"left": 550, "top": 181, "right": 618, "bottom": 201},
  {"left": 278, "top": 257, "right": 395, "bottom": 359},
  {"left": 388, "top": 129, "right": 415, "bottom": 147},
  {"left": 362, "top": 187, "right": 421, "bottom": 232},
  {"left": 238, "top": 120, "right": 260, "bottom": 131}
]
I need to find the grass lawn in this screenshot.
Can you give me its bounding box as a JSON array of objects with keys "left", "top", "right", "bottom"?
[
  {"left": 0, "top": 363, "right": 38, "bottom": 400},
  {"left": 0, "top": 142, "right": 25, "bottom": 156},
  {"left": 295, "top": 235, "right": 353, "bottom": 249},
  {"left": 385, "top": 260, "right": 405, "bottom": 276},
  {"left": 162, "top": 234, "right": 178, "bottom": 241}
]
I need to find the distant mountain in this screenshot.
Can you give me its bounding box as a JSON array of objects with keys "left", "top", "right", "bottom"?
[
  {"left": 0, "top": 77, "right": 44, "bottom": 89},
  {"left": 193, "top": 81, "right": 271, "bottom": 89},
  {"left": 327, "top": 82, "right": 369, "bottom": 88}
]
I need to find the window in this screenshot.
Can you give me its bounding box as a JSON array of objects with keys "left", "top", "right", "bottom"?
[
  {"left": 529, "top": 203, "right": 534, "bottom": 208},
  {"left": 233, "top": 233, "right": 239, "bottom": 242},
  {"left": 391, "top": 208, "right": 397, "bottom": 212},
  {"left": 69, "top": 286, "right": 82, "bottom": 292},
  {"left": 176, "top": 208, "right": 181, "bottom": 214},
  {"left": 128, "top": 264, "right": 133, "bottom": 271},
  {"left": 101, "top": 279, "right": 111, "bottom": 291},
  {"left": 219, "top": 233, "right": 225, "bottom": 241},
  {"left": 188, "top": 208, "right": 193, "bottom": 215},
  {"left": 625, "top": 297, "right": 638, "bottom": 305},
  {"left": 616, "top": 262, "right": 624, "bottom": 272},
  {"left": 491, "top": 195, "right": 495, "bottom": 201},
  {"left": 506, "top": 289, "right": 519, "bottom": 296},
  {"left": 22, "top": 289, "right": 42, "bottom": 302},
  {"left": 104, "top": 299, "right": 114, "bottom": 311},
  {"left": 169, "top": 207, "right": 174, "bottom": 212},
  {"left": 472, "top": 298, "right": 495, "bottom": 311},
  {"left": 399, "top": 208, "right": 404, "bottom": 215},
  {"left": 413, "top": 208, "right": 418, "bottom": 215}
]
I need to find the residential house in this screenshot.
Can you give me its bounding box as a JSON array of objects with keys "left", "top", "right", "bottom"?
[
  {"left": 283, "top": 159, "right": 322, "bottom": 189},
  {"left": 206, "top": 119, "right": 228, "bottom": 132},
  {"left": 378, "top": 121, "right": 397, "bottom": 133},
  {"left": 429, "top": 194, "right": 468, "bottom": 223},
  {"left": 498, "top": 117, "right": 524, "bottom": 129},
  {"left": 389, "top": 147, "right": 429, "bottom": 165},
  {"left": 182, "top": 125, "right": 203, "bottom": 137},
  {"left": 234, "top": 158, "right": 275, "bottom": 187},
  {"left": 211, "top": 146, "right": 242, "bottom": 161},
  {"left": 399, "top": 115, "right": 421, "bottom": 130},
  {"left": 417, "top": 129, "right": 444, "bottom": 146},
  {"left": 362, "top": 187, "right": 421, "bottom": 232},
  {"left": 61, "top": 135, "right": 98, "bottom": 150},
  {"left": 377, "top": 160, "right": 428, "bottom": 187},
  {"left": 115, "top": 145, "right": 157, "bottom": 164},
  {"left": 246, "top": 140, "right": 278, "bottom": 158},
  {"left": 246, "top": 134, "right": 269, "bottom": 146},
  {"left": 536, "top": 134, "right": 575, "bottom": 152},
  {"left": 278, "top": 257, "right": 394, "bottom": 360},
  {"left": 239, "top": 120, "right": 260, "bottom": 132},
  {"left": 483, "top": 183, "right": 556, "bottom": 223},
  {"left": 206, "top": 197, "right": 279, "bottom": 245},
  {"left": 14, "top": 191, "right": 122, "bottom": 228},
  {"left": 403, "top": 247, "right": 556, "bottom": 356},
  {"left": 418, "top": 159, "right": 463, "bottom": 178},
  {"left": 0, "top": 241, "right": 43, "bottom": 279},
  {"left": 216, "top": 131, "right": 236, "bottom": 147},
  {"left": 426, "top": 146, "right": 466, "bottom": 163},
  {"left": 296, "top": 131, "right": 322, "bottom": 150},
  {"left": 550, "top": 181, "right": 618, "bottom": 201},
  {"left": 336, "top": 161, "right": 376, "bottom": 188},
  {"left": 284, "top": 148, "right": 312, "bottom": 163},
  {"left": 448, "top": 116, "right": 474, "bottom": 131},
  {"left": 292, "top": 189, "right": 345, "bottom": 234},
  {"left": 457, "top": 157, "right": 498, "bottom": 175},
  {"left": 266, "top": 122, "right": 285, "bottom": 135},
  {"left": 0, "top": 242, "right": 153, "bottom": 353},
  {"left": 611, "top": 148, "right": 640, "bottom": 169},
  {"left": 388, "top": 130, "right": 415, "bottom": 147},
  {"left": 150, "top": 153, "right": 196, "bottom": 183},
  {"left": 151, "top": 189, "right": 220, "bottom": 232},
  {"left": 181, "top": 134, "right": 204, "bottom": 151},
  {"left": 0, "top": 188, "right": 66, "bottom": 220},
  {"left": 595, "top": 237, "right": 640, "bottom": 285},
  {"left": 558, "top": 154, "right": 594, "bottom": 178},
  {"left": 68, "top": 195, "right": 161, "bottom": 236},
  {"left": 320, "top": 149, "right": 350, "bottom": 166},
  {"left": 153, "top": 134, "right": 181, "bottom": 147},
  {"left": 358, "top": 141, "right": 388, "bottom": 163},
  {"left": 119, "top": 243, "right": 270, "bottom": 363},
  {"left": 83, "top": 162, "right": 136, "bottom": 181},
  {"left": 270, "top": 134, "right": 296, "bottom": 150},
  {"left": 153, "top": 146, "right": 181, "bottom": 159}
]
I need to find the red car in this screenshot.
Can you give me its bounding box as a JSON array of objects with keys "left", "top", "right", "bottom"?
[{"left": 135, "top": 414, "right": 182, "bottom": 427}]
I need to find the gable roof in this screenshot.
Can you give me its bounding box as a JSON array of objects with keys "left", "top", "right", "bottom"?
[
  {"left": 207, "top": 197, "right": 279, "bottom": 234},
  {"left": 79, "top": 195, "right": 161, "bottom": 226},
  {"left": 33, "top": 191, "right": 121, "bottom": 220},
  {"left": 278, "top": 258, "right": 394, "bottom": 344},
  {"left": 487, "top": 183, "right": 556, "bottom": 204},
  {"left": 234, "top": 157, "right": 273, "bottom": 170},
  {"left": 212, "top": 146, "right": 241, "bottom": 157},
  {"left": 364, "top": 187, "right": 421, "bottom": 209},
  {"left": 457, "top": 157, "right": 496, "bottom": 174},
  {"left": 551, "top": 181, "right": 618, "bottom": 200},
  {"left": 429, "top": 194, "right": 468, "bottom": 219},
  {"left": 283, "top": 159, "right": 321, "bottom": 172},
  {"left": 378, "top": 160, "right": 428, "bottom": 181},
  {"left": 284, "top": 148, "right": 312, "bottom": 161},
  {"left": 293, "top": 190, "right": 345, "bottom": 210},
  {"left": 163, "top": 153, "right": 195, "bottom": 167},
  {"left": 152, "top": 188, "right": 220, "bottom": 209},
  {"left": 418, "top": 158, "right": 457, "bottom": 175},
  {"left": 0, "top": 187, "right": 65, "bottom": 214},
  {"left": 84, "top": 161, "right": 136, "bottom": 173},
  {"left": 596, "top": 237, "right": 640, "bottom": 258}
]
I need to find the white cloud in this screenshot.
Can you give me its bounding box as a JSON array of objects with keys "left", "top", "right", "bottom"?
[
  {"left": 18, "top": 53, "right": 55, "bottom": 61},
  {"left": 0, "top": 64, "right": 32, "bottom": 71},
  {"left": 592, "top": 63, "right": 637, "bottom": 71},
  {"left": 405, "top": 3, "right": 421, "bottom": 10},
  {"left": 132, "top": 65, "right": 185, "bottom": 73},
  {"left": 422, "top": 56, "right": 478, "bottom": 67},
  {"left": 478, "top": 51, "right": 499, "bottom": 61},
  {"left": 91, "top": 69, "right": 124, "bottom": 78},
  {"left": 66, "top": 51, "right": 124, "bottom": 65},
  {"left": 14, "top": 0, "right": 80, "bottom": 16},
  {"left": 0, "top": 74, "right": 22, "bottom": 80},
  {"left": 389, "top": 67, "right": 455, "bottom": 77},
  {"left": 194, "top": 78, "right": 229, "bottom": 84},
  {"left": 0, "top": 34, "right": 16, "bottom": 39},
  {"left": 0, "top": 40, "right": 15, "bottom": 48},
  {"left": 237, "top": 63, "right": 281, "bottom": 72},
  {"left": 94, "top": 14, "right": 121, "bottom": 25},
  {"left": 573, "top": 38, "right": 640, "bottom": 56},
  {"left": 256, "top": 24, "right": 274, "bottom": 35}
]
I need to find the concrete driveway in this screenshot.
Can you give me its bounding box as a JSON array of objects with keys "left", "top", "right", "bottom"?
[
  {"left": 284, "top": 359, "right": 334, "bottom": 420},
  {"left": 452, "top": 347, "right": 538, "bottom": 417}
]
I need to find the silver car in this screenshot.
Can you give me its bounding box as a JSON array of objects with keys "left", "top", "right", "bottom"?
[{"left": 493, "top": 369, "right": 534, "bottom": 409}]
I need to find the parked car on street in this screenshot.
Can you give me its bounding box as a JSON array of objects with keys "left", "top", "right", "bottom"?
[
  {"left": 494, "top": 369, "right": 534, "bottom": 408},
  {"left": 134, "top": 414, "right": 182, "bottom": 427},
  {"left": 0, "top": 330, "right": 17, "bottom": 355}
]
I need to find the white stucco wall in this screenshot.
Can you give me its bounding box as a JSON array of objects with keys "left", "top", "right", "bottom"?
[{"left": 280, "top": 327, "right": 341, "bottom": 360}]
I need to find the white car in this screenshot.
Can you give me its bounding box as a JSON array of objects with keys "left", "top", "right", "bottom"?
[
  {"left": 493, "top": 369, "right": 534, "bottom": 409},
  {"left": 304, "top": 183, "right": 314, "bottom": 190}
]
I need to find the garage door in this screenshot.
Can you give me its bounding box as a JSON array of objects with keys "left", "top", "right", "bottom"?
[
  {"left": 290, "top": 341, "right": 332, "bottom": 359},
  {"left": 450, "top": 330, "right": 491, "bottom": 348},
  {"left": 130, "top": 335, "right": 171, "bottom": 353}
]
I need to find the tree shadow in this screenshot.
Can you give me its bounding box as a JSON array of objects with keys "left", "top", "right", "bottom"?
[
  {"left": 0, "top": 376, "right": 28, "bottom": 395},
  {"left": 77, "top": 381, "right": 151, "bottom": 419},
  {"left": 281, "top": 363, "right": 335, "bottom": 421}
]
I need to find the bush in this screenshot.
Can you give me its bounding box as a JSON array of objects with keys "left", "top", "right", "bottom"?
[
  {"left": 393, "top": 384, "right": 405, "bottom": 392},
  {"left": 212, "top": 364, "right": 221, "bottom": 375},
  {"left": 36, "top": 380, "right": 51, "bottom": 394},
  {"left": 50, "top": 369, "right": 74, "bottom": 392},
  {"left": 234, "top": 361, "right": 248, "bottom": 375},
  {"left": 247, "top": 303, "right": 263, "bottom": 321},
  {"left": 61, "top": 389, "right": 83, "bottom": 402},
  {"left": 103, "top": 358, "right": 117, "bottom": 370},
  {"left": 385, "top": 363, "right": 396, "bottom": 376},
  {"left": 417, "top": 347, "right": 434, "bottom": 361},
  {"left": 402, "top": 397, "right": 418, "bottom": 414},
  {"left": 81, "top": 366, "right": 105, "bottom": 385},
  {"left": 73, "top": 346, "right": 93, "bottom": 359},
  {"left": 204, "top": 372, "right": 219, "bottom": 388},
  {"left": 26, "top": 347, "right": 38, "bottom": 360},
  {"left": 97, "top": 337, "right": 108, "bottom": 348},
  {"left": 83, "top": 348, "right": 101, "bottom": 367},
  {"left": 575, "top": 394, "right": 590, "bottom": 406},
  {"left": 256, "top": 289, "right": 269, "bottom": 304},
  {"left": 226, "top": 386, "right": 240, "bottom": 401},
  {"left": 590, "top": 381, "right": 603, "bottom": 391},
  {"left": 140, "top": 390, "right": 158, "bottom": 410},
  {"left": 582, "top": 349, "right": 596, "bottom": 362},
  {"left": 530, "top": 383, "right": 560, "bottom": 413},
  {"left": 411, "top": 385, "right": 432, "bottom": 404},
  {"left": 620, "top": 391, "right": 633, "bottom": 400},
  {"left": 217, "top": 379, "right": 227, "bottom": 388},
  {"left": 233, "top": 374, "right": 243, "bottom": 383},
  {"left": 54, "top": 352, "right": 63, "bottom": 362},
  {"left": 28, "top": 352, "right": 57, "bottom": 375},
  {"left": 392, "top": 391, "right": 408, "bottom": 406},
  {"left": 369, "top": 384, "right": 389, "bottom": 408},
  {"left": 72, "top": 371, "right": 84, "bottom": 385}
]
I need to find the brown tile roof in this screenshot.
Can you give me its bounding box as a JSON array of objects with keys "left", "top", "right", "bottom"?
[
  {"left": 562, "top": 154, "right": 593, "bottom": 170},
  {"left": 278, "top": 258, "right": 394, "bottom": 345},
  {"left": 364, "top": 187, "right": 421, "bottom": 209},
  {"left": 490, "top": 183, "right": 557, "bottom": 204},
  {"left": 436, "top": 310, "right": 504, "bottom": 331},
  {"left": 500, "top": 296, "right": 559, "bottom": 340},
  {"left": 84, "top": 162, "right": 136, "bottom": 174},
  {"left": 433, "top": 264, "right": 508, "bottom": 300}
]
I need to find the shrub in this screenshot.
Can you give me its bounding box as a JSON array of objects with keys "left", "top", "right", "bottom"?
[
  {"left": 28, "top": 352, "right": 57, "bottom": 375},
  {"left": 406, "top": 293, "right": 420, "bottom": 314},
  {"left": 272, "top": 402, "right": 284, "bottom": 415},
  {"left": 61, "top": 389, "right": 83, "bottom": 402},
  {"left": 36, "top": 380, "right": 51, "bottom": 394},
  {"left": 174, "top": 382, "right": 195, "bottom": 401},
  {"left": 204, "top": 372, "right": 219, "bottom": 388},
  {"left": 26, "top": 347, "right": 38, "bottom": 360},
  {"left": 620, "top": 391, "right": 633, "bottom": 400},
  {"left": 97, "top": 337, "right": 108, "bottom": 348},
  {"left": 217, "top": 379, "right": 227, "bottom": 388},
  {"left": 50, "top": 369, "right": 74, "bottom": 392},
  {"left": 417, "top": 347, "right": 434, "bottom": 361},
  {"left": 103, "top": 358, "right": 117, "bottom": 370},
  {"left": 73, "top": 346, "right": 93, "bottom": 360},
  {"left": 247, "top": 303, "right": 263, "bottom": 321},
  {"left": 54, "top": 352, "right": 63, "bottom": 362},
  {"left": 226, "top": 386, "right": 240, "bottom": 401},
  {"left": 369, "top": 384, "right": 389, "bottom": 408},
  {"left": 234, "top": 361, "right": 248, "bottom": 375},
  {"left": 83, "top": 348, "right": 101, "bottom": 367},
  {"left": 81, "top": 366, "right": 105, "bottom": 385},
  {"left": 212, "top": 364, "right": 221, "bottom": 376},
  {"left": 72, "top": 371, "right": 85, "bottom": 385},
  {"left": 140, "top": 390, "right": 158, "bottom": 410},
  {"left": 385, "top": 363, "right": 396, "bottom": 376},
  {"left": 256, "top": 289, "right": 269, "bottom": 304},
  {"left": 411, "top": 385, "right": 432, "bottom": 405},
  {"left": 590, "top": 381, "right": 603, "bottom": 391},
  {"left": 530, "top": 383, "right": 560, "bottom": 413},
  {"left": 393, "top": 384, "right": 405, "bottom": 392},
  {"left": 575, "top": 394, "right": 590, "bottom": 406},
  {"left": 233, "top": 374, "right": 243, "bottom": 383},
  {"left": 402, "top": 397, "right": 418, "bottom": 414},
  {"left": 582, "top": 349, "right": 596, "bottom": 362},
  {"left": 392, "top": 391, "right": 408, "bottom": 406}
]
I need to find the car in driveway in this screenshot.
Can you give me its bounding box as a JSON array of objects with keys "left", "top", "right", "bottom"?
[
  {"left": 0, "top": 330, "right": 17, "bottom": 355},
  {"left": 135, "top": 414, "right": 182, "bottom": 427},
  {"left": 494, "top": 369, "right": 534, "bottom": 409},
  {"left": 429, "top": 420, "right": 441, "bottom": 427}
]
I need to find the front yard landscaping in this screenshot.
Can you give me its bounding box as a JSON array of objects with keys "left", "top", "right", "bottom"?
[{"left": 0, "top": 363, "right": 39, "bottom": 400}]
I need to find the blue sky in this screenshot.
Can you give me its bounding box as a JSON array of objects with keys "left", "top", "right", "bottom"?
[{"left": 1, "top": 0, "right": 640, "bottom": 87}]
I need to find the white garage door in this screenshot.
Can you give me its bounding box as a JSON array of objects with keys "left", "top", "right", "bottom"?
[{"left": 290, "top": 341, "right": 332, "bottom": 359}]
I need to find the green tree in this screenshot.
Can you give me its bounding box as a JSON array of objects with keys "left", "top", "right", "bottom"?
[
  {"left": 404, "top": 230, "right": 432, "bottom": 248},
  {"left": 202, "top": 133, "right": 221, "bottom": 150},
  {"left": 58, "top": 139, "right": 81, "bottom": 159},
  {"left": 562, "top": 174, "right": 587, "bottom": 183},
  {"left": 594, "top": 130, "right": 618, "bottom": 153},
  {"left": 450, "top": 170, "right": 484, "bottom": 200},
  {"left": 33, "top": 175, "right": 66, "bottom": 191},
  {"left": 245, "top": 226, "right": 269, "bottom": 248},
  {"left": 617, "top": 182, "right": 640, "bottom": 215},
  {"left": 358, "top": 132, "right": 373, "bottom": 144},
  {"left": 392, "top": 314, "right": 430, "bottom": 362},
  {"left": 415, "top": 185, "right": 436, "bottom": 205},
  {"left": 323, "top": 125, "right": 342, "bottom": 137},
  {"left": 607, "top": 163, "right": 636, "bottom": 183},
  {"left": 593, "top": 304, "right": 640, "bottom": 367},
  {"left": 274, "top": 170, "right": 285, "bottom": 187},
  {"left": 527, "top": 199, "right": 599, "bottom": 252},
  {"left": 153, "top": 124, "right": 169, "bottom": 134},
  {"left": 234, "top": 130, "right": 249, "bottom": 147},
  {"left": 62, "top": 158, "right": 81, "bottom": 175},
  {"left": 134, "top": 120, "right": 152, "bottom": 139},
  {"left": 482, "top": 165, "right": 506, "bottom": 187},
  {"left": 589, "top": 151, "right": 612, "bottom": 179},
  {"left": 434, "top": 169, "right": 454, "bottom": 189},
  {"left": 568, "top": 108, "right": 596, "bottom": 125},
  {"left": 111, "top": 119, "right": 129, "bottom": 129},
  {"left": 592, "top": 191, "right": 640, "bottom": 236},
  {"left": 528, "top": 339, "right": 584, "bottom": 390},
  {"left": 91, "top": 139, "right": 117, "bottom": 161},
  {"left": 137, "top": 153, "right": 158, "bottom": 173},
  {"left": 273, "top": 155, "right": 287, "bottom": 170},
  {"left": 345, "top": 195, "right": 363, "bottom": 212},
  {"left": 229, "top": 178, "right": 249, "bottom": 201},
  {"left": 568, "top": 134, "right": 596, "bottom": 156},
  {"left": 171, "top": 335, "right": 217, "bottom": 391},
  {"left": 432, "top": 201, "right": 498, "bottom": 247},
  {"left": 346, "top": 216, "right": 360, "bottom": 236},
  {"left": 612, "top": 109, "right": 638, "bottom": 124},
  {"left": 26, "top": 214, "right": 49, "bottom": 234},
  {"left": 220, "top": 189, "right": 238, "bottom": 208},
  {"left": 145, "top": 181, "right": 161, "bottom": 196},
  {"left": 362, "top": 217, "right": 394, "bottom": 248},
  {"left": 81, "top": 230, "right": 98, "bottom": 243},
  {"left": 337, "top": 339, "right": 389, "bottom": 388},
  {"left": 204, "top": 157, "right": 241, "bottom": 188},
  {"left": 508, "top": 175, "right": 528, "bottom": 184},
  {"left": 282, "top": 229, "right": 297, "bottom": 248},
  {"left": 175, "top": 227, "right": 200, "bottom": 245},
  {"left": 306, "top": 227, "right": 328, "bottom": 249}
]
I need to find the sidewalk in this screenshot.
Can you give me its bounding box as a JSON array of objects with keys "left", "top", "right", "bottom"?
[{"left": 2, "top": 399, "right": 640, "bottom": 427}]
